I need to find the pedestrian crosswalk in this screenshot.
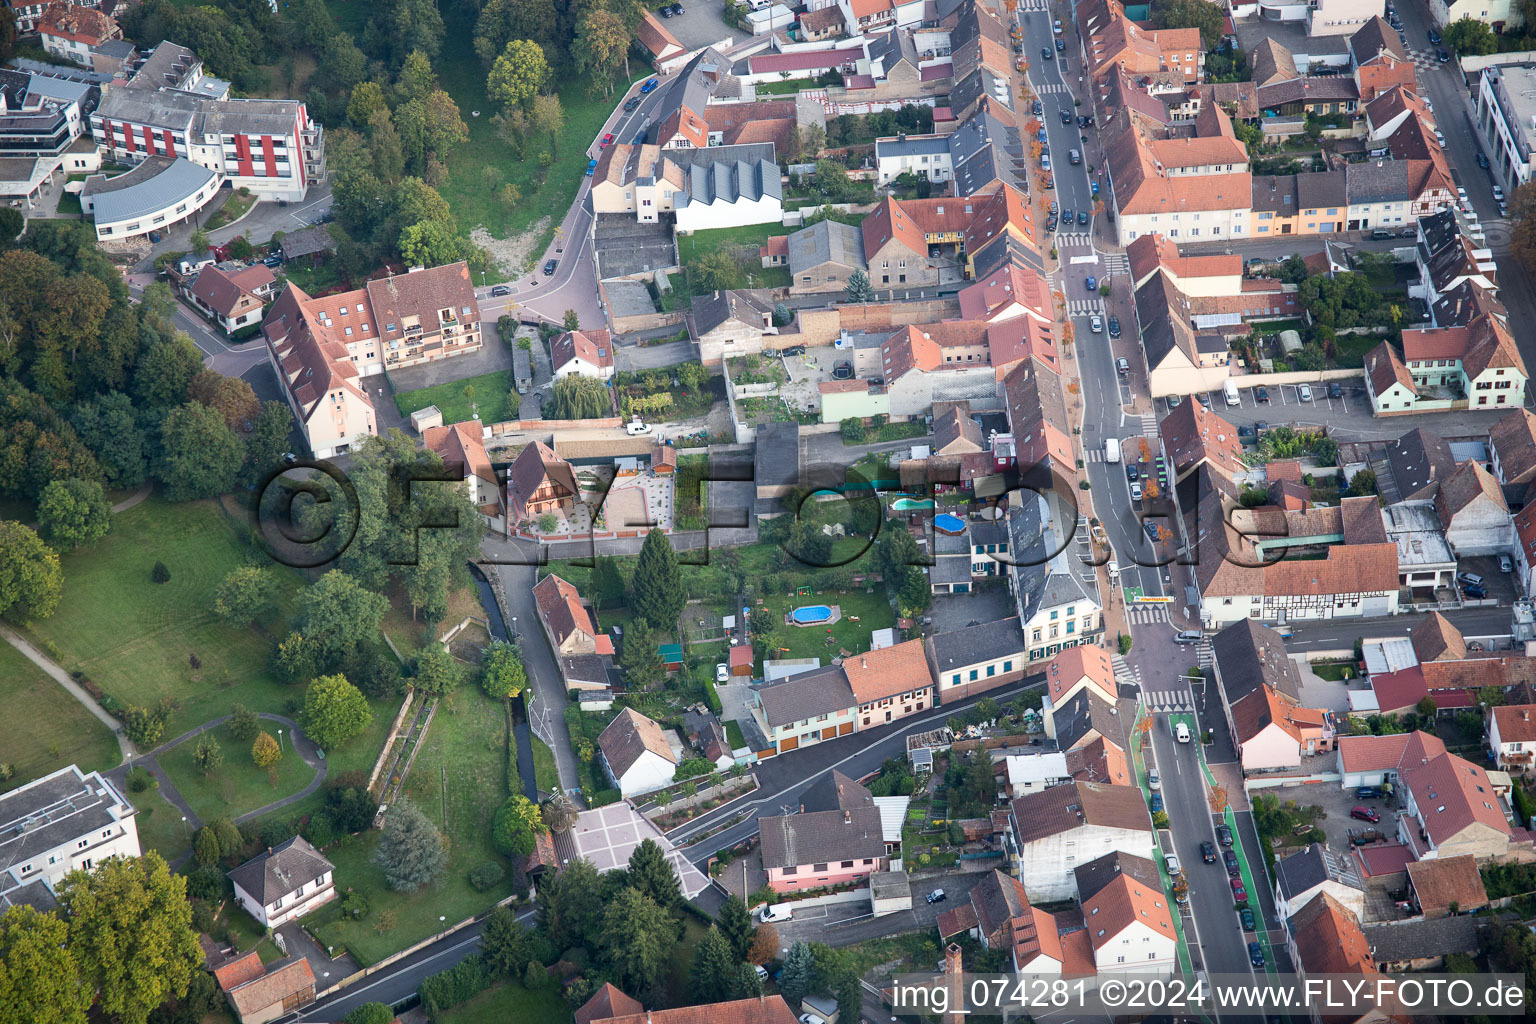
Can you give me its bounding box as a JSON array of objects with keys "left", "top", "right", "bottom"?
[
  {"left": 1126, "top": 603, "right": 1168, "bottom": 626},
  {"left": 1055, "top": 231, "right": 1093, "bottom": 247},
  {"left": 1144, "top": 686, "right": 1195, "bottom": 712},
  {"left": 1064, "top": 299, "right": 1103, "bottom": 317},
  {"left": 1018, "top": 0, "right": 1050, "bottom": 10},
  {"left": 1137, "top": 413, "right": 1157, "bottom": 438},
  {"left": 1101, "top": 252, "right": 1130, "bottom": 276},
  {"left": 1111, "top": 653, "right": 1142, "bottom": 688},
  {"left": 1196, "top": 641, "right": 1214, "bottom": 668},
  {"left": 1033, "top": 82, "right": 1071, "bottom": 96}
]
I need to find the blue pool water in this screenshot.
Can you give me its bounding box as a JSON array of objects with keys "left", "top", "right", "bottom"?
[
  {"left": 791, "top": 605, "right": 834, "bottom": 624},
  {"left": 933, "top": 513, "right": 966, "bottom": 534}
]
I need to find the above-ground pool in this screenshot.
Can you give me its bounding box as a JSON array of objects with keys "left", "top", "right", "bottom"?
[
  {"left": 791, "top": 605, "right": 834, "bottom": 624},
  {"left": 933, "top": 513, "right": 966, "bottom": 534},
  {"left": 892, "top": 498, "right": 935, "bottom": 511}
]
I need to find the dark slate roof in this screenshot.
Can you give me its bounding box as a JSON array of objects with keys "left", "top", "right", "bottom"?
[
  {"left": 1361, "top": 915, "right": 1486, "bottom": 962},
  {"left": 758, "top": 804, "right": 885, "bottom": 869},
  {"left": 1210, "top": 618, "right": 1302, "bottom": 705},
  {"left": 800, "top": 769, "right": 874, "bottom": 813},
  {"left": 1386, "top": 427, "right": 1456, "bottom": 501},
  {"left": 1073, "top": 850, "right": 1162, "bottom": 902},
  {"left": 1275, "top": 843, "right": 1362, "bottom": 901},
  {"left": 1349, "top": 16, "right": 1408, "bottom": 66},
  {"left": 1417, "top": 208, "right": 1459, "bottom": 259},
  {"left": 757, "top": 665, "right": 855, "bottom": 728},
  {"left": 0, "top": 878, "right": 60, "bottom": 913},
  {"left": 1296, "top": 169, "right": 1348, "bottom": 210},
  {"left": 754, "top": 421, "right": 800, "bottom": 492},
  {"left": 1007, "top": 495, "right": 1098, "bottom": 625},
  {"left": 692, "top": 289, "right": 772, "bottom": 336},
  {"left": 1346, "top": 160, "right": 1411, "bottom": 204},
  {"left": 1135, "top": 271, "right": 1196, "bottom": 373},
  {"left": 226, "top": 836, "right": 333, "bottom": 905},
  {"left": 1052, "top": 688, "right": 1129, "bottom": 753},
  {"left": 927, "top": 616, "right": 1028, "bottom": 674},
  {"left": 971, "top": 519, "right": 1009, "bottom": 547}
]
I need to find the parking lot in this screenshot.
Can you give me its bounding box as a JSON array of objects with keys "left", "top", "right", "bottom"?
[{"left": 652, "top": 3, "right": 736, "bottom": 52}]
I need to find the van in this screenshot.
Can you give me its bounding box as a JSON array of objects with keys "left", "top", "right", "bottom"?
[
  {"left": 1457, "top": 572, "right": 1483, "bottom": 587},
  {"left": 1370, "top": 229, "right": 1395, "bottom": 240},
  {"left": 758, "top": 904, "right": 791, "bottom": 923},
  {"left": 1174, "top": 630, "right": 1203, "bottom": 645},
  {"left": 1105, "top": 438, "right": 1121, "bottom": 464},
  {"left": 1107, "top": 560, "right": 1120, "bottom": 579},
  {"left": 1223, "top": 380, "right": 1241, "bottom": 407},
  {"left": 1175, "top": 722, "right": 1192, "bottom": 743}
]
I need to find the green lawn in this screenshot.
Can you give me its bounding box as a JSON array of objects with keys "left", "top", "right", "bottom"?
[
  {"left": 395, "top": 370, "right": 516, "bottom": 426},
  {"left": 155, "top": 723, "right": 315, "bottom": 823},
  {"left": 531, "top": 736, "right": 559, "bottom": 795},
  {"left": 678, "top": 223, "right": 793, "bottom": 295},
  {"left": 433, "top": 8, "right": 649, "bottom": 277},
  {"left": 206, "top": 188, "right": 257, "bottom": 230},
  {"left": 275, "top": 260, "right": 343, "bottom": 298},
  {"left": 1333, "top": 332, "right": 1379, "bottom": 369},
  {"left": 306, "top": 688, "right": 516, "bottom": 965},
  {"left": 23, "top": 498, "right": 304, "bottom": 739},
  {"left": 439, "top": 980, "right": 573, "bottom": 1024},
  {"left": 0, "top": 643, "right": 121, "bottom": 789},
  {"left": 757, "top": 586, "right": 895, "bottom": 662},
  {"left": 126, "top": 784, "right": 193, "bottom": 862}
]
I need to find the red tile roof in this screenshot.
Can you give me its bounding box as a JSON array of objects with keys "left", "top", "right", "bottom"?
[
  {"left": 576, "top": 984, "right": 645, "bottom": 1024},
  {"left": 1399, "top": 750, "right": 1511, "bottom": 848},
  {"left": 1289, "top": 892, "right": 1374, "bottom": 980},
  {"left": 600, "top": 996, "right": 800, "bottom": 1024},
  {"left": 862, "top": 196, "right": 931, "bottom": 263},
  {"left": 1045, "top": 646, "right": 1117, "bottom": 706},
  {"left": 212, "top": 951, "right": 266, "bottom": 992},
  {"left": 552, "top": 329, "right": 614, "bottom": 373},
  {"left": 959, "top": 263, "right": 1052, "bottom": 325},
  {"left": 422, "top": 421, "right": 499, "bottom": 506},
  {"left": 1082, "top": 873, "right": 1175, "bottom": 948},
  {"left": 1405, "top": 854, "right": 1488, "bottom": 916},
  {"left": 38, "top": 2, "right": 119, "bottom": 44},
  {"left": 843, "top": 638, "right": 933, "bottom": 704},
  {"left": 532, "top": 572, "right": 610, "bottom": 654},
  {"left": 1492, "top": 704, "right": 1536, "bottom": 745},
  {"left": 227, "top": 959, "right": 315, "bottom": 1019},
  {"left": 189, "top": 264, "right": 275, "bottom": 319},
  {"left": 1337, "top": 730, "right": 1445, "bottom": 775}
]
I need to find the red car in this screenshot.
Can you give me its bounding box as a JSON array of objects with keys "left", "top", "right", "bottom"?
[
  {"left": 1230, "top": 877, "right": 1248, "bottom": 901},
  {"left": 1350, "top": 805, "right": 1380, "bottom": 824},
  {"left": 600, "top": 133, "right": 615, "bottom": 148}
]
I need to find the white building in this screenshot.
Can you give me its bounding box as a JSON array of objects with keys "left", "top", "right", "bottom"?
[
  {"left": 0, "top": 765, "right": 141, "bottom": 910},
  {"left": 79, "top": 156, "right": 223, "bottom": 242},
  {"left": 1085, "top": 873, "right": 1178, "bottom": 975},
  {"left": 227, "top": 835, "right": 336, "bottom": 929},
  {"left": 1007, "top": 492, "right": 1104, "bottom": 664},
  {"left": 1272, "top": 843, "right": 1366, "bottom": 921},
  {"left": 1000, "top": 751, "right": 1072, "bottom": 797},
  {"left": 597, "top": 708, "right": 679, "bottom": 799},
  {"left": 1008, "top": 782, "right": 1154, "bottom": 901},
  {"left": 1488, "top": 704, "right": 1536, "bottom": 770},
  {"left": 1477, "top": 64, "right": 1536, "bottom": 194},
  {"left": 1431, "top": 0, "right": 1520, "bottom": 29}
]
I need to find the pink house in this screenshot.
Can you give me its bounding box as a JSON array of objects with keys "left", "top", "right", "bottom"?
[{"left": 759, "top": 771, "right": 886, "bottom": 892}]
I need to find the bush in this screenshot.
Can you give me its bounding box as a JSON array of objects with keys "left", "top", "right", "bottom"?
[
  {"left": 1118, "top": 633, "right": 1133, "bottom": 655},
  {"left": 840, "top": 417, "right": 868, "bottom": 444},
  {"left": 151, "top": 561, "right": 170, "bottom": 583},
  {"left": 703, "top": 678, "right": 723, "bottom": 714},
  {"left": 469, "top": 861, "right": 507, "bottom": 891},
  {"left": 342, "top": 892, "right": 370, "bottom": 919},
  {"left": 673, "top": 756, "right": 716, "bottom": 782},
  {"left": 418, "top": 954, "right": 499, "bottom": 1019},
  {"left": 125, "top": 766, "right": 156, "bottom": 792}
]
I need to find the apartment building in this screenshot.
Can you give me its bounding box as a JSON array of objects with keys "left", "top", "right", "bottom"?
[
  {"left": 588, "top": 141, "right": 781, "bottom": 231},
  {"left": 1105, "top": 103, "right": 1253, "bottom": 246},
  {"left": 1478, "top": 64, "right": 1536, "bottom": 193},
  {"left": 1007, "top": 492, "right": 1103, "bottom": 664},
  {"left": 0, "top": 765, "right": 140, "bottom": 911},
  {"left": 1077, "top": 0, "right": 1202, "bottom": 82}
]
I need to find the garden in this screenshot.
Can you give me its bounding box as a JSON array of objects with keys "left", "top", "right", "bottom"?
[
  {"left": 612, "top": 364, "right": 719, "bottom": 422},
  {"left": 679, "top": 223, "right": 793, "bottom": 295},
  {"left": 395, "top": 369, "right": 519, "bottom": 427},
  {"left": 155, "top": 722, "right": 316, "bottom": 823}
]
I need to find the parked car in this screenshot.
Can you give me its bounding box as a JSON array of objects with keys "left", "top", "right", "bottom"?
[
  {"left": 1197, "top": 392, "right": 1211, "bottom": 410},
  {"left": 600, "top": 132, "right": 615, "bottom": 147},
  {"left": 1032, "top": 100, "right": 1043, "bottom": 115},
  {"left": 625, "top": 419, "right": 653, "bottom": 436},
  {"left": 1465, "top": 582, "right": 1488, "bottom": 598},
  {"left": 1108, "top": 315, "right": 1120, "bottom": 337},
  {"left": 490, "top": 285, "right": 511, "bottom": 297},
  {"left": 1037, "top": 127, "right": 1048, "bottom": 142},
  {"left": 1494, "top": 185, "right": 1506, "bottom": 202},
  {"left": 1116, "top": 356, "right": 1130, "bottom": 375},
  {"left": 1255, "top": 385, "right": 1269, "bottom": 403},
  {"left": 660, "top": 5, "right": 672, "bottom": 14},
  {"left": 1231, "top": 877, "right": 1248, "bottom": 901},
  {"left": 1458, "top": 572, "right": 1484, "bottom": 587},
  {"left": 1149, "top": 768, "right": 1161, "bottom": 791},
  {"left": 759, "top": 905, "right": 791, "bottom": 923},
  {"left": 1255, "top": 420, "right": 1268, "bottom": 434},
  {"left": 1249, "top": 941, "right": 1265, "bottom": 967},
  {"left": 1501, "top": 554, "right": 1514, "bottom": 573},
  {"left": 1437, "top": 48, "right": 1451, "bottom": 62},
  {"left": 1240, "top": 907, "right": 1256, "bottom": 931},
  {"left": 1041, "top": 153, "right": 1052, "bottom": 171},
  {"left": 1217, "top": 824, "right": 1234, "bottom": 846},
  {"left": 641, "top": 78, "right": 659, "bottom": 93},
  {"left": 1077, "top": 210, "right": 1088, "bottom": 225},
  {"left": 1046, "top": 215, "right": 1058, "bottom": 230},
  {"left": 1428, "top": 27, "right": 1442, "bottom": 43},
  {"left": 781, "top": 345, "right": 806, "bottom": 356},
  {"left": 586, "top": 158, "right": 598, "bottom": 176},
  {"left": 926, "top": 889, "right": 946, "bottom": 904},
  {"left": 716, "top": 663, "right": 729, "bottom": 682},
  {"left": 1350, "top": 805, "right": 1380, "bottom": 823},
  {"left": 1129, "top": 481, "right": 1142, "bottom": 501},
  {"left": 1356, "top": 786, "right": 1382, "bottom": 800},
  {"left": 1224, "top": 849, "right": 1241, "bottom": 876},
  {"left": 1201, "top": 840, "right": 1217, "bottom": 864},
  {"left": 1090, "top": 314, "right": 1103, "bottom": 333},
  {"left": 1166, "top": 853, "right": 1181, "bottom": 876},
  {"left": 1053, "top": 17, "right": 1063, "bottom": 33},
  {"left": 1078, "top": 114, "right": 1090, "bottom": 128},
  {"left": 671, "top": 3, "right": 684, "bottom": 12},
  {"left": 1055, "top": 38, "right": 1065, "bottom": 51},
  {"left": 1238, "top": 424, "right": 1256, "bottom": 441},
  {"left": 1126, "top": 464, "right": 1139, "bottom": 482},
  {"left": 1328, "top": 381, "right": 1342, "bottom": 399},
  {"left": 148, "top": 231, "right": 163, "bottom": 243},
  {"left": 1298, "top": 384, "right": 1313, "bottom": 402},
  {"left": 543, "top": 258, "right": 558, "bottom": 275},
  {"left": 1144, "top": 521, "right": 1161, "bottom": 543},
  {"left": 1150, "top": 792, "right": 1164, "bottom": 813},
  {"left": 1477, "top": 151, "right": 1491, "bottom": 169}
]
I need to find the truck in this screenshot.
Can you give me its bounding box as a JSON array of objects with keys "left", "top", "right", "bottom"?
[{"left": 1104, "top": 438, "right": 1121, "bottom": 463}]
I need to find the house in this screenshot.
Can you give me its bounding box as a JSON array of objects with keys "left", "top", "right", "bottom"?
[
  {"left": 1077, "top": 0, "right": 1202, "bottom": 83},
  {"left": 788, "top": 219, "right": 867, "bottom": 295},
  {"left": 260, "top": 285, "right": 376, "bottom": 459},
  {"left": 635, "top": 11, "right": 686, "bottom": 70},
  {"left": 1229, "top": 685, "right": 1331, "bottom": 772},
  {"left": 1007, "top": 492, "right": 1103, "bottom": 665},
  {"left": 758, "top": 771, "right": 886, "bottom": 891},
  {"left": 1364, "top": 915, "right": 1488, "bottom": 972},
  {"left": 645, "top": 48, "right": 742, "bottom": 149},
  {"left": 0, "top": 765, "right": 140, "bottom": 911},
  {"left": 597, "top": 707, "right": 679, "bottom": 799},
  {"left": 1515, "top": 506, "right": 1536, "bottom": 599},
  {"left": 278, "top": 224, "right": 334, "bottom": 264},
  {"left": 1337, "top": 730, "right": 1447, "bottom": 788},
  {"left": 227, "top": 836, "right": 336, "bottom": 929},
  {"left": 1041, "top": 645, "right": 1118, "bottom": 739},
  {"left": 1160, "top": 400, "right": 1247, "bottom": 485},
  {"left": 1133, "top": 272, "right": 1233, "bottom": 399},
  {"left": 1431, "top": 0, "right": 1519, "bottom": 30},
  {"left": 185, "top": 263, "right": 277, "bottom": 335},
  {"left": 1405, "top": 854, "right": 1488, "bottom": 918},
  {"left": 754, "top": 664, "right": 857, "bottom": 754},
  {"left": 843, "top": 639, "right": 935, "bottom": 730},
  {"left": 1048, "top": 687, "right": 1133, "bottom": 787},
  {"left": 956, "top": 261, "right": 1052, "bottom": 326},
  {"left": 1411, "top": 209, "right": 1498, "bottom": 310},
  {"left": 551, "top": 329, "right": 615, "bottom": 380},
  {"left": 1489, "top": 704, "right": 1536, "bottom": 770},
  {"left": 583, "top": 994, "right": 799, "bottom": 1024},
  {"left": 1397, "top": 316, "right": 1526, "bottom": 415},
  {"left": 1272, "top": 843, "right": 1365, "bottom": 921},
  {"left": 575, "top": 984, "right": 645, "bottom": 1024},
  {"left": 925, "top": 616, "right": 1031, "bottom": 701},
  {"left": 1363, "top": 342, "right": 1419, "bottom": 415},
  {"left": 1082, "top": 871, "right": 1177, "bottom": 975},
  {"left": 861, "top": 197, "right": 938, "bottom": 290},
  {"left": 1478, "top": 65, "right": 1536, "bottom": 197},
  {"left": 999, "top": 752, "right": 1073, "bottom": 797},
  {"left": 936, "top": 868, "right": 1067, "bottom": 974},
  {"left": 422, "top": 421, "right": 503, "bottom": 520},
  {"left": 38, "top": 3, "right": 122, "bottom": 68},
  {"left": 1008, "top": 782, "right": 1153, "bottom": 900},
  {"left": 215, "top": 953, "right": 315, "bottom": 1024},
  {"left": 507, "top": 441, "right": 579, "bottom": 526},
  {"left": 728, "top": 644, "right": 753, "bottom": 678},
  {"left": 1434, "top": 460, "right": 1514, "bottom": 557},
  {"left": 1489, "top": 408, "right": 1536, "bottom": 496},
  {"left": 691, "top": 289, "right": 775, "bottom": 366},
  {"left": 532, "top": 573, "right": 613, "bottom": 657},
  {"left": 1284, "top": 893, "right": 1381, "bottom": 1024}
]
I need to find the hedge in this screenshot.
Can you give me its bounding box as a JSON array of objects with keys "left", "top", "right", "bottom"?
[
  {"left": 703, "top": 678, "right": 723, "bottom": 714},
  {"left": 419, "top": 954, "right": 498, "bottom": 1022}
]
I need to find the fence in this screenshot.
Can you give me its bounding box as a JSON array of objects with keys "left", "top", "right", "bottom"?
[{"left": 366, "top": 691, "right": 419, "bottom": 797}]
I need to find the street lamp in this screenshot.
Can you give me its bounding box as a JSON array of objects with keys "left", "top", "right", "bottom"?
[
  {"left": 180, "top": 816, "right": 189, "bottom": 838},
  {"left": 277, "top": 728, "right": 283, "bottom": 753}
]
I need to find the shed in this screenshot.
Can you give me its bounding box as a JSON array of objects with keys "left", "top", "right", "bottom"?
[
  {"left": 729, "top": 644, "right": 754, "bottom": 676},
  {"left": 658, "top": 642, "right": 683, "bottom": 670},
  {"left": 652, "top": 445, "right": 677, "bottom": 474},
  {"left": 513, "top": 347, "right": 533, "bottom": 393},
  {"left": 410, "top": 405, "right": 444, "bottom": 431},
  {"left": 1278, "top": 330, "right": 1304, "bottom": 355}
]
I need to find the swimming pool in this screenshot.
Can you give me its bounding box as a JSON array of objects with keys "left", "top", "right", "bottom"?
[
  {"left": 791, "top": 605, "right": 834, "bottom": 624},
  {"left": 891, "top": 498, "right": 935, "bottom": 511},
  {"left": 933, "top": 513, "right": 966, "bottom": 534}
]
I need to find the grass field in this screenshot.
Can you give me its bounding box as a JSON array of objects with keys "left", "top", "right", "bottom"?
[
  {"left": 126, "top": 785, "right": 193, "bottom": 862},
  {"left": 23, "top": 498, "right": 304, "bottom": 739},
  {"left": 678, "top": 223, "right": 793, "bottom": 294},
  {"left": 0, "top": 643, "right": 121, "bottom": 788},
  {"left": 432, "top": 8, "right": 647, "bottom": 277},
  {"left": 306, "top": 687, "right": 515, "bottom": 964},
  {"left": 439, "top": 980, "right": 573, "bottom": 1024},
  {"left": 395, "top": 370, "right": 516, "bottom": 426},
  {"left": 275, "top": 260, "right": 344, "bottom": 298},
  {"left": 757, "top": 587, "right": 895, "bottom": 661},
  {"left": 531, "top": 736, "right": 559, "bottom": 794},
  {"left": 155, "top": 723, "right": 315, "bottom": 823}
]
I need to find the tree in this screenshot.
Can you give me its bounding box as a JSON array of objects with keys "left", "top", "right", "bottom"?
[
  {"left": 302, "top": 674, "right": 373, "bottom": 750},
  {"left": 210, "top": 816, "right": 242, "bottom": 858},
  {"left": 591, "top": 554, "right": 626, "bottom": 611},
  {"left": 252, "top": 731, "right": 281, "bottom": 768},
  {"left": 535, "top": 855, "right": 602, "bottom": 949},
  {"left": 718, "top": 894, "right": 755, "bottom": 960},
  {"left": 877, "top": 519, "right": 920, "bottom": 578},
  {"left": 240, "top": 400, "right": 293, "bottom": 488},
  {"left": 492, "top": 794, "right": 547, "bottom": 857},
  {"left": 544, "top": 374, "right": 611, "bottom": 419},
  {"left": 413, "top": 644, "right": 463, "bottom": 695},
  {"left": 836, "top": 970, "right": 863, "bottom": 1024},
  {"left": 1512, "top": 181, "right": 1536, "bottom": 276},
  {"left": 573, "top": 8, "right": 630, "bottom": 95},
  {"left": 1149, "top": 0, "right": 1227, "bottom": 49},
  {"left": 398, "top": 218, "right": 473, "bottom": 268},
  {"left": 36, "top": 478, "right": 110, "bottom": 550},
  {"left": 56, "top": 851, "right": 202, "bottom": 1024},
  {"left": 746, "top": 922, "right": 779, "bottom": 965},
  {"left": 0, "top": 521, "right": 63, "bottom": 622},
  {"left": 299, "top": 570, "right": 389, "bottom": 660},
  {"left": 0, "top": 903, "right": 89, "bottom": 1024},
  {"left": 480, "top": 905, "right": 534, "bottom": 977},
  {"left": 562, "top": 308, "right": 580, "bottom": 331},
  {"left": 1443, "top": 16, "right": 1497, "bottom": 54},
  {"left": 780, "top": 941, "right": 814, "bottom": 1006},
  {"left": 598, "top": 887, "right": 676, "bottom": 992},
  {"left": 213, "top": 565, "right": 277, "bottom": 628},
  {"left": 344, "top": 1004, "right": 396, "bottom": 1024},
  {"left": 845, "top": 269, "right": 876, "bottom": 302},
  {"left": 193, "top": 734, "right": 223, "bottom": 775},
  {"left": 158, "top": 402, "right": 244, "bottom": 502},
  {"left": 193, "top": 826, "right": 223, "bottom": 867},
  {"left": 690, "top": 249, "right": 740, "bottom": 292},
  {"left": 151, "top": 560, "right": 171, "bottom": 584},
  {"left": 1417, "top": 695, "right": 1439, "bottom": 717},
  {"left": 541, "top": 791, "right": 580, "bottom": 833},
  {"left": 896, "top": 566, "right": 932, "bottom": 617},
  {"left": 480, "top": 641, "right": 528, "bottom": 698},
  {"left": 632, "top": 529, "right": 686, "bottom": 630},
  {"left": 374, "top": 800, "right": 447, "bottom": 892},
  {"left": 773, "top": 302, "right": 793, "bottom": 327},
  {"left": 487, "top": 40, "right": 548, "bottom": 111},
  {"left": 628, "top": 837, "right": 682, "bottom": 909},
  {"left": 228, "top": 704, "right": 260, "bottom": 742},
  {"left": 691, "top": 926, "right": 740, "bottom": 1002},
  {"left": 187, "top": 370, "right": 259, "bottom": 430}
]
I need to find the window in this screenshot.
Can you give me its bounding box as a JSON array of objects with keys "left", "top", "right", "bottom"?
[
  {"left": 841, "top": 861, "right": 854, "bottom": 868},
  {"left": 1003, "top": 660, "right": 1012, "bottom": 672}
]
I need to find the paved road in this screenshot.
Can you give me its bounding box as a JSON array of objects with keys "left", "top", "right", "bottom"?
[{"left": 1280, "top": 605, "right": 1512, "bottom": 652}]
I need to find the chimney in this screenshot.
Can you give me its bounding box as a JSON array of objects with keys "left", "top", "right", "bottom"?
[
  {"left": 845, "top": 810, "right": 852, "bottom": 823},
  {"left": 943, "top": 943, "right": 965, "bottom": 1024}
]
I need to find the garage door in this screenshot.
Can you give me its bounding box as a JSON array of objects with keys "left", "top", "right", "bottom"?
[
  {"left": 822, "top": 728, "right": 836, "bottom": 741},
  {"left": 779, "top": 735, "right": 798, "bottom": 752},
  {"left": 839, "top": 722, "right": 853, "bottom": 735}
]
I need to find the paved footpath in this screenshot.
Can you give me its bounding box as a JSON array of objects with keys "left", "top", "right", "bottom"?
[{"left": 0, "top": 625, "right": 135, "bottom": 762}]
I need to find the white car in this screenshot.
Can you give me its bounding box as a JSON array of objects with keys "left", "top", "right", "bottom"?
[
  {"left": 1090, "top": 315, "right": 1103, "bottom": 333},
  {"left": 1298, "top": 384, "right": 1312, "bottom": 402},
  {"left": 1166, "top": 853, "right": 1181, "bottom": 876},
  {"left": 716, "top": 663, "right": 729, "bottom": 682},
  {"left": 1129, "top": 481, "right": 1142, "bottom": 501},
  {"left": 1148, "top": 767, "right": 1161, "bottom": 791},
  {"left": 625, "top": 419, "right": 653, "bottom": 435},
  {"left": 1494, "top": 185, "right": 1506, "bottom": 202}
]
